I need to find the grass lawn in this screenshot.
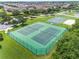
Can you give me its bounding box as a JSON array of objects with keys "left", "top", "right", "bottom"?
[
  {"left": 26, "top": 16, "right": 53, "bottom": 24},
  {"left": 6, "top": 12, "right": 13, "bottom": 16},
  {"left": 0, "top": 31, "right": 37, "bottom": 59},
  {"left": 0, "top": 8, "right": 4, "bottom": 13},
  {"left": 0, "top": 16, "right": 53, "bottom": 59}
]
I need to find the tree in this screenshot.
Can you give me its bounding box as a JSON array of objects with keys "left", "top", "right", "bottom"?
[
  {"left": 11, "top": 19, "right": 18, "bottom": 24},
  {"left": 29, "top": 9, "right": 39, "bottom": 15},
  {"left": 47, "top": 8, "right": 54, "bottom": 14},
  {"left": 12, "top": 10, "right": 20, "bottom": 16},
  {"left": 16, "top": 15, "right": 26, "bottom": 25},
  {"left": 3, "top": 16, "right": 12, "bottom": 22},
  {"left": 52, "top": 17, "right": 79, "bottom": 59},
  {"left": 73, "top": 19, "right": 79, "bottom": 29},
  {"left": 23, "top": 9, "right": 30, "bottom": 16},
  {"left": 52, "top": 30, "right": 79, "bottom": 59},
  {"left": 0, "top": 12, "right": 6, "bottom": 18}
]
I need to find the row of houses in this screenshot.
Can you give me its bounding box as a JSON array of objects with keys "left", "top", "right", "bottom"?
[{"left": 0, "top": 1, "right": 78, "bottom": 13}]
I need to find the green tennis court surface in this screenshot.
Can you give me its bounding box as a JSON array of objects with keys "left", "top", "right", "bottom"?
[{"left": 9, "top": 22, "right": 66, "bottom": 55}]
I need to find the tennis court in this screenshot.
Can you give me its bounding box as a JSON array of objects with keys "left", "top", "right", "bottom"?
[
  {"left": 48, "top": 17, "right": 66, "bottom": 24},
  {"left": 9, "top": 22, "right": 66, "bottom": 55}
]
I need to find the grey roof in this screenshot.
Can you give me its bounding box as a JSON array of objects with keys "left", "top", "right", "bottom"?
[
  {"left": 12, "top": 18, "right": 19, "bottom": 21},
  {"left": 0, "top": 25, "right": 12, "bottom": 30}
]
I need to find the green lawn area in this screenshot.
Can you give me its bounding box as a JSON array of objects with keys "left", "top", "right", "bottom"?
[
  {"left": 26, "top": 16, "right": 53, "bottom": 24},
  {"left": 0, "top": 8, "right": 4, "bottom": 13},
  {"left": 0, "top": 16, "right": 53, "bottom": 59},
  {"left": 0, "top": 31, "right": 37, "bottom": 59},
  {"left": 6, "top": 12, "right": 13, "bottom": 16}
]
